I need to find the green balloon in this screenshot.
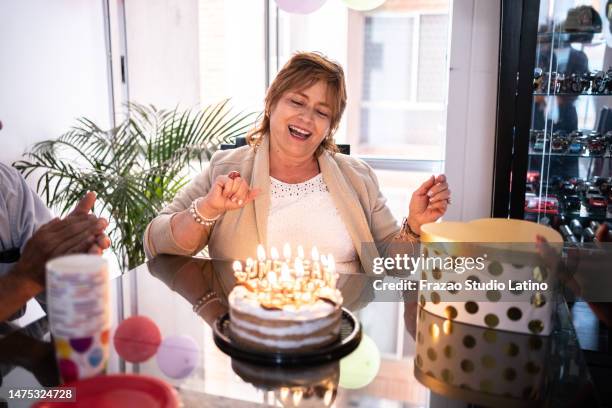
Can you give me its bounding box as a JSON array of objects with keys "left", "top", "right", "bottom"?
[{"left": 339, "top": 334, "right": 381, "bottom": 389}]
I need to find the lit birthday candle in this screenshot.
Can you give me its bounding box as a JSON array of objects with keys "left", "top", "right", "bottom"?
[
  {"left": 232, "top": 260, "right": 245, "bottom": 282},
  {"left": 245, "top": 257, "right": 254, "bottom": 278},
  {"left": 270, "top": 246, "right": 281, "bottom": 272},
  {"left": 271, "top": 246, "right": 279, "bottom": 260},
  {"left": 294, "top": 258, "right": 305, "bottom": 278},
  {"left": 280, "top": 263, "right": 292, "bottom": 287},
  {"left": 257, "top": 244, "right": 266, "bottom": 279},
  {"left": 311, "top": 246, "right": 321, "bottom": 279},
  {"left": 311, "top": 246, "right": 320, "bottom": 261},
  {"left": 232, "top": 242, "right": 342, "bottom": 311},
  {"left": 267, "top": 270, "right": 278, "bottom": 290},
  {"left": 293, "top": 389, "right": 303, "bottom": 406}
]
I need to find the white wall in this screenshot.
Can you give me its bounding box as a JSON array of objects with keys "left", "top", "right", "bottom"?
[
  {"left": 124, "top": 0, "right": 201, "bottom": 109},
  {"left": 0, "top": 0, "right": 112, "bottom": 167},
  {"left": 197, "top": 0, "right": 266, "bottom": 111},
  {"left": 444, "top": 0, "right": 501, "bottom": 221}
]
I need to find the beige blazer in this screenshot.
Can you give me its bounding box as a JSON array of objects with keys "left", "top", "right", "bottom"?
[{"left": 144, "top": 137, "right": 412, "bottom": 272}]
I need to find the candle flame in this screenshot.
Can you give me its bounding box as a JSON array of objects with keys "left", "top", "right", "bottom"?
[
  {"left": 270, "top": 246, "right": 279, "bottom": 260},
  {"left": 323, "top": 388, "right": 334, "bottom": 406},
  {"left": 311, "top": 246, "right": 320, "bottom": 261},
  {"left": 431, "top": 323, "right": 440, "bottom": 339},
  {"left": 293, "top": 389, "right": 303, "bottom": 406},
  {"left": 257, "top": 244, "right": 266, "bottom": 261},
  {"left": 236, "top": 243, "right": 341, "bottom": 309}
]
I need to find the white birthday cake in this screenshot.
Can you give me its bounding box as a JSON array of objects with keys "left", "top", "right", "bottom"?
[{"left": 228, "top": 245, "right": 343, "bottom": 352}]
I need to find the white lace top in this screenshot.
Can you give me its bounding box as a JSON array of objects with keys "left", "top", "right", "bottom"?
[{"left": 267, "top": 174, "right": 357, "bottom": 262}]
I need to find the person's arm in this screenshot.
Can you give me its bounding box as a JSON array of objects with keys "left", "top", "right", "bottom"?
[
  {"left": 0, "top": 263, "right": 43, "bottom": 322},
  {"left": 363, "top": 164, "right": 407, "bottom": 258},
  {"left": 67, "top": 191, "right": 111, "bottom": 254},
  {"left": 404, "top": 174, "right": 449, "bottom": 236},
  {"left": 144, "top": 162, "right": 259, "bottom": 259},
  {"left": 144, "top": 164, "right": 216, "bottom": 258},
  {"left": 0, "top": 215, "right": 107, "bottom": 322}
]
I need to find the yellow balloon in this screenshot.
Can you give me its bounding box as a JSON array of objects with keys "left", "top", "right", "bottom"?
[
  {"left": 339, "top": 334, "right": 381, "bottom": 389},
  {"left": 342, "top": 0, "right": 386, "bottom": 11}
]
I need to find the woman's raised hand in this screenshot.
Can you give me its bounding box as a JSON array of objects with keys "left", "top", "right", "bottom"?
[
  {"left": 198, "top": 172, "right": 260, "bottom": 218},
  {"left": 407, "top": 174, "right": 450, "bottom": 234}
]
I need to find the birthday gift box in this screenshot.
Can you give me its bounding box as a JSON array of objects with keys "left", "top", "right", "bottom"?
[
  {"left": 418, "top": 218, "right": 563, "bottom": 336},
  {"left": 414, "top": 306, "right": 549, "bottom": 406}
]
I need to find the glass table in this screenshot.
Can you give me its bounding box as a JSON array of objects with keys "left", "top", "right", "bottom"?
[{"left": 0, "top": 255, "right": 601, "bottom": 407}]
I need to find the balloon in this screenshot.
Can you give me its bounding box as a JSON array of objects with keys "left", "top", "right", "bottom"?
[
  {"left": 156, "top": 335, "right": 199, "bottom": 380},
  {"left": 114, "top": 316, "right": 162, "bottom": 363},
  {"left": 342, "top": 0, "right": 386, "bottom": 11},
  {"left": 276, "top": 0, "right": 327, "bottom": 14},
  {"left": 339, "top": 334, "right": 381, "bottom": 389}
]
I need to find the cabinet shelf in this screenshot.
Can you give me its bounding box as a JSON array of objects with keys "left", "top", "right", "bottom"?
[
  {"left": 533, "top": 92, "right": 612, "bottom": 97},
  {"left": 528, "top": 150, "right": 611, "bottom": 158}
]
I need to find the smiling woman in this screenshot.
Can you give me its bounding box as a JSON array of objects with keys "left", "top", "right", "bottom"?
[{"left": 143, "top": 52, "right": 451, "bottom": 273}]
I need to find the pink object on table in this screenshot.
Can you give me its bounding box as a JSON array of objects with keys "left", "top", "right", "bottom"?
[
  {"left": 32, "top": 374, "right": 179, "bottom": 408},
  {"left": 275, "top": 0, "right": 327, "bottom": 14},
  {"left": 114, "top": 316, "right": 162, "bottom": 363},
  {"left": 156, "top": 335, "right": 199, "bottom": 379}
]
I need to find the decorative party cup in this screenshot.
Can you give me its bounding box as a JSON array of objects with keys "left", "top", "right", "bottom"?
[{"left": 46, "top": 254, "right": 110, "bottom": 383}]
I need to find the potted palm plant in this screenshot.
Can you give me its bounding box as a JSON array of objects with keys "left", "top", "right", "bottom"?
[{"left": 13, "top": 101, "right": 257, "bottom": 271}]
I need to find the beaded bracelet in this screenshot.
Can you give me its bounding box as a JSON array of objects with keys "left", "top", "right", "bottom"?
[
  {"left": 189, "top": 198, "right": 220, "bottom": 227},
  {"left": 192, "top": 291, "right": 218, "bottom": 313}
]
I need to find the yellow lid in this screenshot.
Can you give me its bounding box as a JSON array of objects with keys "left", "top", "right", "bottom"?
[{"left": 420, "top": 218, "right": 563, "bottom": 244}]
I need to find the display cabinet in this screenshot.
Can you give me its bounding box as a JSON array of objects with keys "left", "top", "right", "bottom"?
[{"left": 494, "top": 0, "right": 612, "bottom": 243}]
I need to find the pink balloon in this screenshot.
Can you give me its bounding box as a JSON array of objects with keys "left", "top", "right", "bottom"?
[
  {"left": 275, "top": 0, "right": 327, "bottom": 14},
  {"left": 342, "top": 0, "right": 386, "bottom": 11},
  {"left": 156, "top": 335, "right": 199, "bottom": 380},
  {"left": 114, "top": 316, "right": 162, "bottom": 363}
]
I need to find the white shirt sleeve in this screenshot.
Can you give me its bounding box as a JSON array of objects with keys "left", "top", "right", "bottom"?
[{"left": 0, "top": 163, "right": 53, "bottom": 255}]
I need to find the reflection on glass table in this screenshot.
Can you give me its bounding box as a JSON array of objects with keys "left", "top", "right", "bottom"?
[{"left": 0, "top": 256, "right": 600, "bottom": 407}]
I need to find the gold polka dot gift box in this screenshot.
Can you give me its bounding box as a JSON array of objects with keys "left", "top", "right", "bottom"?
[
  {"left": 414, "top": 306, "right": 549, "bottom": 406},
  {"left": 419, "top": 218, "right": 563, "bottom": 336}
]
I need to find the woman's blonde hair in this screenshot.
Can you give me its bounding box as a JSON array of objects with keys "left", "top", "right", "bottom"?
[{"left": 247, "top": 52, "right": 347, "bottom": 156}]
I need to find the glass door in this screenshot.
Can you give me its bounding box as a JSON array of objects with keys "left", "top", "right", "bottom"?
[{"left": 526, "top": 0, "right": 612, "bottom": 242}]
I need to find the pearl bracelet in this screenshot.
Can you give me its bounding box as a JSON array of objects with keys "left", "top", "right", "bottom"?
[
  {"left": 189, "top": 198, "right": 220, "bottom": 227},
  {"left": 192, "top": 291, "right": 218, "bottom": 313}
]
